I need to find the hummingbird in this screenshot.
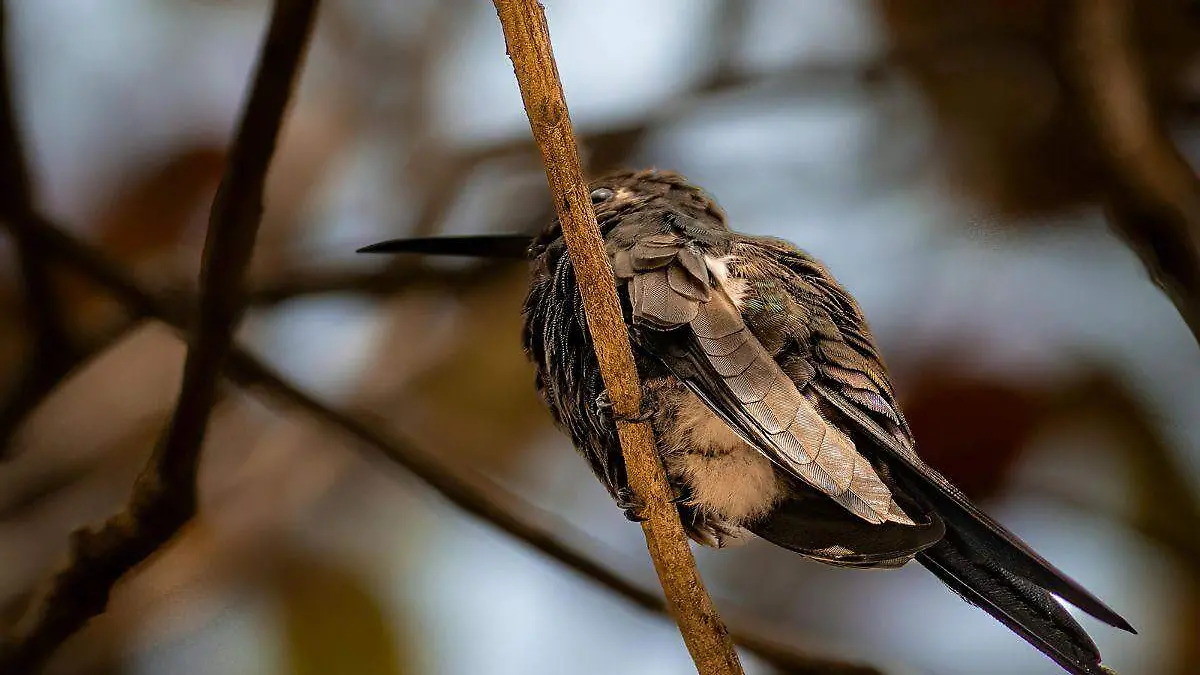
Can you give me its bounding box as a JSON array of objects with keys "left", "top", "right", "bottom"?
[{"left": 359, "top": 169, "right": 1134, "bottom": 675}]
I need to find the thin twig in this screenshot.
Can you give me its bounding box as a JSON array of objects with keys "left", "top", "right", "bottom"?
[
  {"left": 1057, "top": 0, "right": 1200, "bottom": 346},
  {"left": 491, "top": 2, "right": 743, "bottom": 673},
  {"left": 0, "top": 1, "right": 319, "bottom": 671},
  {"left": 11, "top": 210, "right": 886, "bottom": 675}
]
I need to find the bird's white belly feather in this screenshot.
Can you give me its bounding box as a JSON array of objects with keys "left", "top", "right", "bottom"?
[{"left": 662, "top": 391, "right": 783, "bottom": 526}]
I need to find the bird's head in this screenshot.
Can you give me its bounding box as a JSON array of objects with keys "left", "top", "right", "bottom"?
[{"left": 356, "top": 168, "right": 726, "bottom": 264}]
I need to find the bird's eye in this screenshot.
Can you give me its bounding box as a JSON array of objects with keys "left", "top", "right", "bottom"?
[{"left": 590, "top": 188, "right": 615, "bottom": 204}]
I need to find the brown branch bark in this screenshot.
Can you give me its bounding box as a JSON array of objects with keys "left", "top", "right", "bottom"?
[
  {"left": 0, "top": 1, "right": 320, "bottom": 671},
  {"left": 1057, "top": 0, "right": 1200, "bottom": 347},
  {"left": 490, "top": 2, "right": 743, "bottom": 673}
]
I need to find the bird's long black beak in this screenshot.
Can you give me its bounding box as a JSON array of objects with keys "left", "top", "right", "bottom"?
[{"left": 356, "top": 234, "right": 533, "bottom": 259}]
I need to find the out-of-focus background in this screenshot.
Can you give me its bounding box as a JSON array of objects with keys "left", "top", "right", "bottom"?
[{"left": 2, "top": 1, "right": 1198, "bottom": 674}]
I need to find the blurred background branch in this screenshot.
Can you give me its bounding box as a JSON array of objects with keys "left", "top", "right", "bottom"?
[
  {"left": 0, "top": 0, "right": 320, "bottom": 671},
  {"left": 1057, "top": 0, "right": 1200, "bottom": 347},
  {"left": 0, "top": 1, "right": 1196, "bottom": 675}
]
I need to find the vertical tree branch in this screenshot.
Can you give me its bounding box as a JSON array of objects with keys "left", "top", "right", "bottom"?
[
  {"left": 0, "top": 1, "right": 320, "bottom": 671},
  {"left": 490, "top": 2, "right": 743, "bottom": 673}
]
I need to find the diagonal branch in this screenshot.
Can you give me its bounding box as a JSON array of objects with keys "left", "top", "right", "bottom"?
[
  {"left": 1057, "top": 0, "right": 1200, "bottom": 347},
  {"left": 10, "top": 207, "right": 886, "bottom": 675},
  {"left": 491, "top": 2, "right": 743, "bottom": 673},
  {"left": 0, "top": 0, "right": 320, "bottom": 671}
]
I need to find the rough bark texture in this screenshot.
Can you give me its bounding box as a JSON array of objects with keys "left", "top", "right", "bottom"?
[{"left": 490, "top": 2, "right": 744, "bottom": 673}]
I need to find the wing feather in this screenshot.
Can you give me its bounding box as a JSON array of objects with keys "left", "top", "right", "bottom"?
[
  {"left": 612, "top": 236, "right": 913, "bottom": 526},
  {"left": 755, "top": 238, "right": 1133, "bottom": 632}
]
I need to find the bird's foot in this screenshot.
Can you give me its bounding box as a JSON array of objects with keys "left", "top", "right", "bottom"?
[
  {"left": 595, "top": 390, "right": 654, "bottom": 423},
  {"left": 616, "top": 485, "right": 688, "bottom": 522},
  {"left": 615, "top": 487, "right": 646, "bottom": 522}
]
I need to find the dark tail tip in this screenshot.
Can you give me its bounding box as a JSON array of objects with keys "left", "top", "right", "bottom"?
[{"left": 918, "top": 539, "right": 1109, "bottom": 675}]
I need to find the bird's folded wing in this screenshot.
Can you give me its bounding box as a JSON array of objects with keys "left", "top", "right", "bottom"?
[
  {"left": 750, "top": 240, "right": 1133, "bottom": 631},
  {"left": 612, "top": 235, "right": 912, "bottom": 526}
]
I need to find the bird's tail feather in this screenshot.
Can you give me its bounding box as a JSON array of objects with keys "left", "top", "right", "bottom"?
[{"left": 917, "top": 537, "right": 1107, "bottom": 675}]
